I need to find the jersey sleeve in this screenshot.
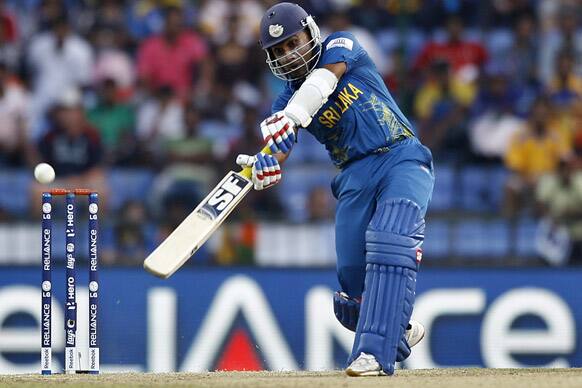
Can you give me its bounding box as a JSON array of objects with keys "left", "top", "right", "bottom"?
[
  {"left": 319, "top": 31, "right": 366, "bottom": 71},
  {"left": 271, "top": 83, "right": 295, "bottom": 113}
]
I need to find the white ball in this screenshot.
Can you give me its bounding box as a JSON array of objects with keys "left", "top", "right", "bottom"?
[{"left": 34, "top": 163, "right": 56, "bottom": 184}]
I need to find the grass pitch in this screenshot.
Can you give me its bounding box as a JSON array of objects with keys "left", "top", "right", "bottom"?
[{"left": 1, "top": 368, "right": 582, "bottom": 388}]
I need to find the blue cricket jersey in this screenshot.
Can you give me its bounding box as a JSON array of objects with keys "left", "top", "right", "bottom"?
[{"left": 272, "top": 31, "right": 416, "bottom": 168}]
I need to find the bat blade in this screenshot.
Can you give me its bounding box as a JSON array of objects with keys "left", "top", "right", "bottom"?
[{"left": 144, "top": 171, "right": 253, "bottom": 278}]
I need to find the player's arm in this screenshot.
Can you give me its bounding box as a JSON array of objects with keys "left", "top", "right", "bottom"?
[
  {"left": 242, "top": 62, "right": 347, "bottom": 189},
  {"left": 261, "top": 63, "right": 346, "bottom": 155},
  {"left": 283, "top": 62, "right": 346, "bottom": 128},
  {"left": 322, "top": 62, "right": 347, "bottom": 80},
  {"left": 270, "top": 62, "right": 346, "bottom": 164}
]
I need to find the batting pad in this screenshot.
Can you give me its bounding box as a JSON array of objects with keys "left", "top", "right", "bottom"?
[{"left": 349, "top": 198, "right": 424, "bottom": 374}]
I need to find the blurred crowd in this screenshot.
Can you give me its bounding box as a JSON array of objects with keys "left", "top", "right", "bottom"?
[{"left": 0, "top": 0, "right": 581, "bottom": 266}]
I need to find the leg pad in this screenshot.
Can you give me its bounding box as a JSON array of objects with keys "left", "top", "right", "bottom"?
[{"left": 349, "top": 199, "right": 424, "bottom": 374}]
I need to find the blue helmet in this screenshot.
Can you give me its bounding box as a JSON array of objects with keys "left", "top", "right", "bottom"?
[{"left": 259, "top": 2, "right": 321, "bottom": 81}]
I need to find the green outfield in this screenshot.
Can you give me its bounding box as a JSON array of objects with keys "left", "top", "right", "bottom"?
[{"left": 1, "top": 368, "right": 582, "bottom": 388}]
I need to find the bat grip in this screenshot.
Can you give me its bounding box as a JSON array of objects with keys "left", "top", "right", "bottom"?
[{"left": 240, "top": 144, "right": 273, "bottom": 179}]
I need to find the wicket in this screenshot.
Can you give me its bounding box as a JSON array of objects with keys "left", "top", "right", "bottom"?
[{"left": 41, "top": 189, "right": 99, "bottom": 375}]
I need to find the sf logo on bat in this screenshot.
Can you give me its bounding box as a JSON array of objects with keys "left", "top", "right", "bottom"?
[{"left": 199, "top": 172, "right": 250, "bottom": 220}]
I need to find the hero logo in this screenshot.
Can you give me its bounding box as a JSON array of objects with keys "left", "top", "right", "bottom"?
[{"left": 205, "top": 173, "right": 248, "bottom": 215}]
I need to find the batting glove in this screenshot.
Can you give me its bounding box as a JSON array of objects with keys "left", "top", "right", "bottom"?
[
  {"left": 260, "top": 111, "right": 297, "bottom": 154},
  {"left": 236, "top": 152, "right": 282, "bottom": 190}
]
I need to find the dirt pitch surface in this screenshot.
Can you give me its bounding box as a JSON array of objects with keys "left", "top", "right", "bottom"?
[{"left": 2, "top": 368, "right": 582, "bottom": 388}]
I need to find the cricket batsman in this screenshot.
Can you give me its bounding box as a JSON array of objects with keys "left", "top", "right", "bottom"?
[{"left": 235, "top": 2, "right": 435, "bottom": 376}]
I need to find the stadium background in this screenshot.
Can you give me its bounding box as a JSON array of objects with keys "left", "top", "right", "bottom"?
[{"left": 0, "top": 0, "right": 580, "bottom": 374}]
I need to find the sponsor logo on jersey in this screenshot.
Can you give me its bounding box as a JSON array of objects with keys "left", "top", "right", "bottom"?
[
  {"left": 326, "top": 37, "right": 353, "bottom": 51},
  {"left": 317, "top": 82, "right": 364, "bottom": 128}
]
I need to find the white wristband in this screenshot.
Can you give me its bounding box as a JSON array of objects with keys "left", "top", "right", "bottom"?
[{"left": 284, "top": 68, "right": 338, "bottom": 127}]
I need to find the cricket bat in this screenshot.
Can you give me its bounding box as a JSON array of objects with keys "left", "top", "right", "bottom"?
[{"left": 144, "top": 145, "right": 272, "bottom": 278}]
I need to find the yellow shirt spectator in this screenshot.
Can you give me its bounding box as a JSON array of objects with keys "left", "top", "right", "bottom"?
[
  {"left": 505, "top": 124, "right": 570, "bottom": 180},
  {"left": 414, "top": 76, "right": 476, "bottom": 120}
]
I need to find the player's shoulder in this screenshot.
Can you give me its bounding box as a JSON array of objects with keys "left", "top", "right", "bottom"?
[{"left": 322, "top": 31, "right": 359, "bottom": 51}]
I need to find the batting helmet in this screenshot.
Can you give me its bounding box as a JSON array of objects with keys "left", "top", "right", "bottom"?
[{"left": 259, "top": 2, "right": 321, "bottom": 81}]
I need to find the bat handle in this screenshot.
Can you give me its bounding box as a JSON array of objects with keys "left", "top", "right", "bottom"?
[{"left": 240, "top": 144, "right": 273, "bottom": 179}]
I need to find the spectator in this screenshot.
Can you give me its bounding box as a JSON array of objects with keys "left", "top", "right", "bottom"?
[
  {"left": 90, "top": 0, "right": 126, "bottom": 32},
  {"left": 413, "top": 15, "right": 488, "bottom": 76},
  {"left": 546, "top": 50, "right": 582, "bottom": 150},
  {"left": 0, "top": 0, "right": 19, "bottom": 71},
  {"left": 0, "top": 63, "right": 31, "bottom": 167},
  {"left": 472, "top": 65, "right": 522, "bottom": 117},
  {"left": 482, "top": 0, "right": 535, "bottom": 29},
  {"left": 198, "top": 0, "right": 263, "bottom": 47},
  {"left": 212, "top": 16, "right": 264, "bottom": 90},
  {"left": 87, "top": 78, "right": 136, "bottom": 165},
  {"left": 348, "top": 0, "right": 392, "bottom": 32},
  {"left": 547, "top": 50, "right": 582, "bottom": 108},
  {"left": 163, "top": 104, "right": 216, "bottom": 165},
  {"left": 30, "top": 88, "right": 109, "bottom": 211},
  {"left": 536, "top": 157, "right": 582, "bottom": 265},
  {"left": 538, "top": 4, "right": 582, "bottom": 85},
  {"left": 504, "top": 97, "right": 570, "bottom": 217},
  {"left": 202, "top": 15, "right": 264, "bottom": 129},
  {"left": 136, "top": 5, "right": 210, "bottom": 100},
  {"left": 92, "top": 25, "right": 135, "bottom": 98},
  {"left": 573, "top": 100, "right": 582, "bottom": 164},
  {"left": 414, "top": 60, "right": 476, "bottom": 161},
  {"left": 501, "top": 13, "right": 543, "bottom": 117},
  {"left": 499, "top": 13, "right": 539, "bottom": 90},
  {"left": 124, "top": 0, "right": 165, "bottom": 40},
  {"left": 0, "top": 0, "right": 16, "bottom": 42},
  {"left": 27, "top": 14, "right": 93, "bottom": 136},
  {"left": 136, "top": 84, "right": 184, "bottom": 164},
  {"left": 34, "top": 0, "right": 68, "bottom": 34},
  {"left": 469, "top": 68, "right": 525, "bottom": 162}
]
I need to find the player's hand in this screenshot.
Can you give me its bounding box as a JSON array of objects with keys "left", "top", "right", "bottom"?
[
  {"left": 260, "top": 111, "right": 297, "bottom": 154},
  {"left": 236, "top": 152, "right": 282, "bottom": 190}
]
